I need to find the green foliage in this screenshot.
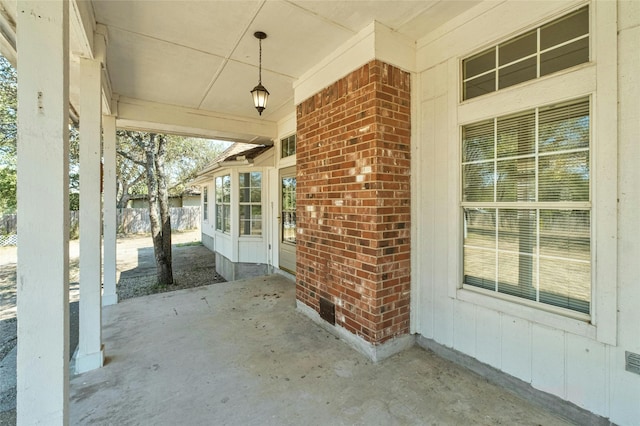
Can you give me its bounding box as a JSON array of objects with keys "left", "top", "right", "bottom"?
[
  {"left": 0, "top": 56, "right": 16, "bottom": 214},
  {"left": 116, "top": 131, "right": 228, "bottom": 204},
  {"left": 0, "top": 55, "right": 16, "bottom": 162},
  {"left": 0, "top": 166, "right": 16, "bottom": 213}
]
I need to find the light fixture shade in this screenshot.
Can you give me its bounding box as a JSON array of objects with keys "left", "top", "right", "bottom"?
[{"left": 251, "top": 83, "right": 270, "bottom": 116}]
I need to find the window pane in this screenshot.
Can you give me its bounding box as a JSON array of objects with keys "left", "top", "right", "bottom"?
[
  {"left": 497, "top": 112, "right": 535, "bottom": 157},
  {"left": 539, "top": 257, "right": 590, "bottom": 314},
  {"left": 540, "top": 7, "right": 589, "bottom": 51},
  {"left": 239, "top": 172, "right": 249, "bottom": 187},
  {"left": 216, "top": 205, "right": 223, "bottom": 230},
  {"left": 239, "top": 204, "right": 250, "bottom": 220},
  {"left": 499, "top": 30, "right": 536, "bottom": 66},
  {"left": 222, "top": 175, "right": 231, "bottom": 203},
  {"left": 538, "top": 151, "right": 589, "bottom": 202},
  {"left": 541, "top": 38, "right": 589, "bottom": 77},
  {"left": 463, "top": 162, "right": 495, "bottom": 202},
  {"left": 496, "top": 157, "right": 535, "bottom": 202},
  {"left": 463, "top": 120, "right": 494, "bottom": 162},
  {"left": 464, "top": 48, "right": 495, "bottom": 78},
  {"left": 497, "top": 209, "right": 536, "bottom": 253},
  {"left": 281, "top": 135, "right": 297, "bottom": 158},
  {"left": 215, "top": 177, "right": 222, "bottom": 202},
  {"left": 464, "top": 72, "right": 495, "bottom": 100},
  {"left": 251, "top": 172, "right": 261, "bottom": 187},
  {"left": 464, "top": 208, "right": 495, "bottom": 249},
  {"left": 282, "top": 211, "right": 296, "bottom": 244},
  {"left": 239, "top": 187, "right": 250, "bottom": 203},
  {"left": 498, "top": 251, "right": 537, "bottom": 301},
  {"left": 539, "top": 210, "right": 590, "bottom": 261},
  {"left": 250, "top": 188, "right": 261, "bottom": 203},
  {"left": 251, "top": 220, "right": 262, "bottom": 236},
  {"left": 497, "top": 209, "right": 537, "bottom": 300},
  {"left": 499, "top": 57, "right": 537, "bottom": 90},
  {"left": 224, "top": 205, "right": 231, "bottom": 233},
  {"left": 539, "top": 100, "right": 590, "bottom": 153},
  {"left": 464, "top": 247, "right": 496, "bottom": 290}
]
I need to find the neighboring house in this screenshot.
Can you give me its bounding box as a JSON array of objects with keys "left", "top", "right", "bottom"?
[
  {"left": 7, "top": 1, "right": 639, "bottom": 424},
  {"left": 126, "top": 188, "right": 202, "bottom": 208}
]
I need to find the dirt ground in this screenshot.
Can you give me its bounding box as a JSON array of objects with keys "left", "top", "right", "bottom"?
[{"left": 0, "top": 230, "right": 225, "bottom": 425}]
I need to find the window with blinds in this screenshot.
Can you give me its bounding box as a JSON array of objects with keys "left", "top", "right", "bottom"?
[
  {"left": 461, "top": 98, "right": 590, "bottom": 314},
  {"left": 462, "top": 6, "right": 589, "bottom": 100}
]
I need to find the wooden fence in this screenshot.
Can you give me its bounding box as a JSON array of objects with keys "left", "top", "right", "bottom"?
[
  {"left": 0, "top": 207, "right": 200, "bottom": 246},
  {"left": 117, "top": 207, "right": 200, "bottom": 234}
]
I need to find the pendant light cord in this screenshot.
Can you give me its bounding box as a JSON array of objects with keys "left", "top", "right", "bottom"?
[{"left": 258, "top": 38, "right": 262, "bottom": 84}]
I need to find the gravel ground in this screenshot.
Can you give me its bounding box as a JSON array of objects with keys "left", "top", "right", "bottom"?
[{"left": 0, "top": 230, "right": 225, "bottom": 425}]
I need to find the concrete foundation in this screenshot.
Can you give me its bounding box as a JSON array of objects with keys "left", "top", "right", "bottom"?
[
  {"left": 201, "top": 233, "right": 214, "bottom": 252},
  {"left": 215, "top": 252, "right": 271, "bottom": 282},
  {"left": 296, "top": 300, "right": 415, "bottom": 363}
]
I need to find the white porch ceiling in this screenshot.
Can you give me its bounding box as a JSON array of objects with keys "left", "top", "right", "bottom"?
[{"left": 0, "top": 0, "right": 482, "bottom": 141}]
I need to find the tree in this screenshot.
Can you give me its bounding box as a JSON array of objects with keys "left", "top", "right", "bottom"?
[
  {"left": 115, "top": 131, "right": 227, "bottom": 284},
  {"left": 0, "top": 55, "right": 16, "bottom": 160},
  {"left": 0, "top": 55, "right": 17, "bottom": 214},
  {"left": 115, "top": 131, "right": 146, "bottom": 207},
  {"left": 144, "top": 133, "right": 173, "bottom": 285},
  {"left": 115, "top": 133, "right": 226, "bottom": 207},
  {"left": 116, "top": 131, "right": 173, "bottom": 284}
]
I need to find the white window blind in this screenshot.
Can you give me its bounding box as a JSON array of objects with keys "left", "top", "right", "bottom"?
[{"left": 462, "top": 98, "right": 590, "bottom": 314}]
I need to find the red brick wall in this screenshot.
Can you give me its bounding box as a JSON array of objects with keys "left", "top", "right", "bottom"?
[{"left": 296, "top": 60, "right": 411, "bottom": 345}]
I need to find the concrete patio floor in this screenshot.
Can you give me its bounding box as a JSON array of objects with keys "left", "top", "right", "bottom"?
[{"left": 70, "top": 274, "right": 577, "bottom": 426}]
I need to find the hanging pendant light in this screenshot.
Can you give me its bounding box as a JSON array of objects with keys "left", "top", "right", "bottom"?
[{"left": 250, "top": 31, "right": 269, "bottom": 116}]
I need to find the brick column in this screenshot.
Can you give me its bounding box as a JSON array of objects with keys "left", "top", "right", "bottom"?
[{"left": 296, "top": 60, "right": 411, "bottom": 346}]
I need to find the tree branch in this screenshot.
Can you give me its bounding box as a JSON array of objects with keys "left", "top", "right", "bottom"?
[{"left": 116, "top": 149, "right": 146, "bottom": 167}]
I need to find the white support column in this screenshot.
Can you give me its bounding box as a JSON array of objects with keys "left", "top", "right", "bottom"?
[
  {"left": 75, "top": 56, "right": 104, "bottom": 373},
  {"left": 102, "top": 114, "right": 118, "bottom": 306},
  {"left": 16, "top": 1, "right": 70, "bottom": 424}
]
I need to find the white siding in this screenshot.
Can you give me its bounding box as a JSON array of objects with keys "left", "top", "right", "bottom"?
[
  {"left": 531, "top": 324, "right": 566, "bottom": 397},
  {"left": 413, "top": 1, "right": 640, "bottom": 424}
]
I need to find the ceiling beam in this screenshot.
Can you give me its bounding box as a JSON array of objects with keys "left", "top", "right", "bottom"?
[
  {"left": 70, "top": 0, "right": 96, "bottom": 58},
  {"left": 115, "top": 96, "right": 277, "bottom": 144},
  {"left": 0, "top": 1, "right": 16, "bottom": 65}
]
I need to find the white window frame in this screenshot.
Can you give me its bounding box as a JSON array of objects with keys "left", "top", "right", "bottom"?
[
  {"left": 238, "top": 171, "right": 263, "bottom": 238},
  {"left": 280, "top": 134, "right": 297, "bottom": 159},
  {"left": 462, "top": 6, "right": 590, "bottom": 100},
  {"left": 448, "top": 1, "right": 617, "bottom": 345}
]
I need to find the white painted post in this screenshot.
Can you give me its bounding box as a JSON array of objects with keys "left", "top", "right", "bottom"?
[
  {"left": 102, "top": 114, "right": 118, "bottom": 306},
  {"left": 75, "top": 57, "right": 104, "bottom": 373},
  {"left": 16, "top": 1, "right": 70, "bottom": 424}
]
